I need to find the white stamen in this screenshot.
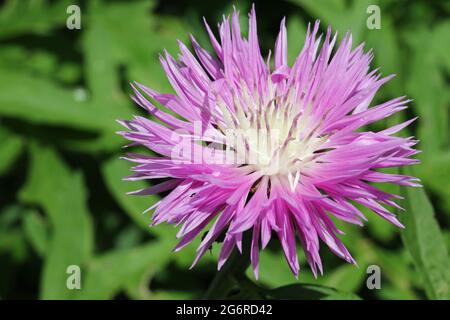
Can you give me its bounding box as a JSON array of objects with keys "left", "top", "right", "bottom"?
[{"left": 219, "top": 78, "right": 326, "bottom": 177}]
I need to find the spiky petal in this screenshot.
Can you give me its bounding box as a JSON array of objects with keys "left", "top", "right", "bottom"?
[{"left": 119, "top": 6, "right": 420, "bottom": 278}]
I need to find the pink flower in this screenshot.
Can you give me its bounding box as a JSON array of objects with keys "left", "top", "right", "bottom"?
[{"left": 119, "top": 6, "right": 420, "bottom": 278}]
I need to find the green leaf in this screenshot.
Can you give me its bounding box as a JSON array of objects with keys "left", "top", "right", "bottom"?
[
  {"left": 286, "top": 15, "right": 307, "bottom": 66},
  {"left": 0, "top": 228, "right": 28, "bottom": 262},
  {"left": 22, "top": 210, "right": 49, "bottom": 257},
  {"left": 77, "top": 0, "right": 190, "bottom": 152},
  {"left": 267, "top": 283, "right": 361, "bottom": 300},
  {"left": 102, "top": 156, "right": 159, "bottom": 231},
  {"left": 415, "top": 152, "right": 450, "bottom": 211},
  {"left": 290, "top": 0, "right": 374, "bottom": 42},
  {"left": 432, "top": 21, "right": 450, "bottom": 76},
  {"left": 355, "top": 239, "right": 419, "bottom": 299},
  {"left": 377, "top": 284, "right": 418, "bottom": 300},
  {"left": 365, "top": 17, "right": 403, "bottom": 96},
  {"left": 101, "top": 155, "right": 211, "bottom": 269},
  {"left": 253, "top": 249, "right": 298, "bottom": 287},
  {"left": 400, "top": 167, "right": 450, "bottom": 299},
  {"left": 19, "top": 142, "right": 94, "bottom": 299},
  {"left": 0, "top": 0, "right": 72, "bottom": 39},
  {"left": 321, "top": 263, "right": 365, "bottom": 293},
  {"left": 76, "top": 240, "right": 172, "bottom": 300},
  {"left": 0, "top": 127, "right": 24, "bottom": 176},
  {"left": 404, "top": 28, "right": 449, "bottom": 154},
  {"left": 0, "top": 69, "right": 114, "bottom": 132},
  {"left": 83, "top": 0, "right": 187, "bottom": 101},
  {"left": 0, "top": 206, "right": 29, "bottom": 262}
]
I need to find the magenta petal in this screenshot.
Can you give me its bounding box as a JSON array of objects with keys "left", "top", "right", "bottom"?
[{"left": 119, "top": 6, "right": 420, "bottom": 279}]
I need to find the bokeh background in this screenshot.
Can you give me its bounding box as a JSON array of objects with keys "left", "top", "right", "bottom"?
[{"left": 0, "top": 0, "right": 449, "bottom": 300}]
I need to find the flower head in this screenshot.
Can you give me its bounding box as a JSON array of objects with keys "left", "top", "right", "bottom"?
[{"left": 119, "top": 6, "right": 420, "bottom": 278}]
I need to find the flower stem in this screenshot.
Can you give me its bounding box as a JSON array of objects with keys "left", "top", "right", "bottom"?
[{"left": 203, "top": 236, "right": 251, "bottom": 299}]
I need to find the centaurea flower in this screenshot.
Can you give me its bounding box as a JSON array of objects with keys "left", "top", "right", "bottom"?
[{"left": 119, "top": 7, "right": 420, "bottom": 278}]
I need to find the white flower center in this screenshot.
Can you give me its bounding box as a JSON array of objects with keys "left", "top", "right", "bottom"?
[{"left": 215, "top": 81, "right": 327, "bottom": 179}]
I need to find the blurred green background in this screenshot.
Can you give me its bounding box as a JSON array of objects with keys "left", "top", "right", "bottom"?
[{"left": 0, "top": 0, "right": 449, "bottom": 300}]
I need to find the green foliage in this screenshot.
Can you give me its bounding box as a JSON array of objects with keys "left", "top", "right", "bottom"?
[
  {"left": 0, "top": 0, "right": 449, "bottom": 300},
  {"left": 267, "top": 283, "right": 361, "bottom": 300},
  {"left": 19, "top": 143, "right": 94, "bottom": 299},
  {"left": 22, "top": 210, "right": 49, "bottom": 257},
  {"left": 76, "top": 240, "right": 173, "bottom": 299},
  {"left": 0, "top": 0, "right": 72, "bottom": 38},
  {"left": 0, "top": 127, "right": 23, "bottom": 175},
  {"left": 400, "top": 167, "right": 450, "bottom": 300},
  {"left": 0, "top": 69, "right": 112, "bottom": 131},
  {"left": 102, "top": 156, "right": 158, "bottom": 230}
]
